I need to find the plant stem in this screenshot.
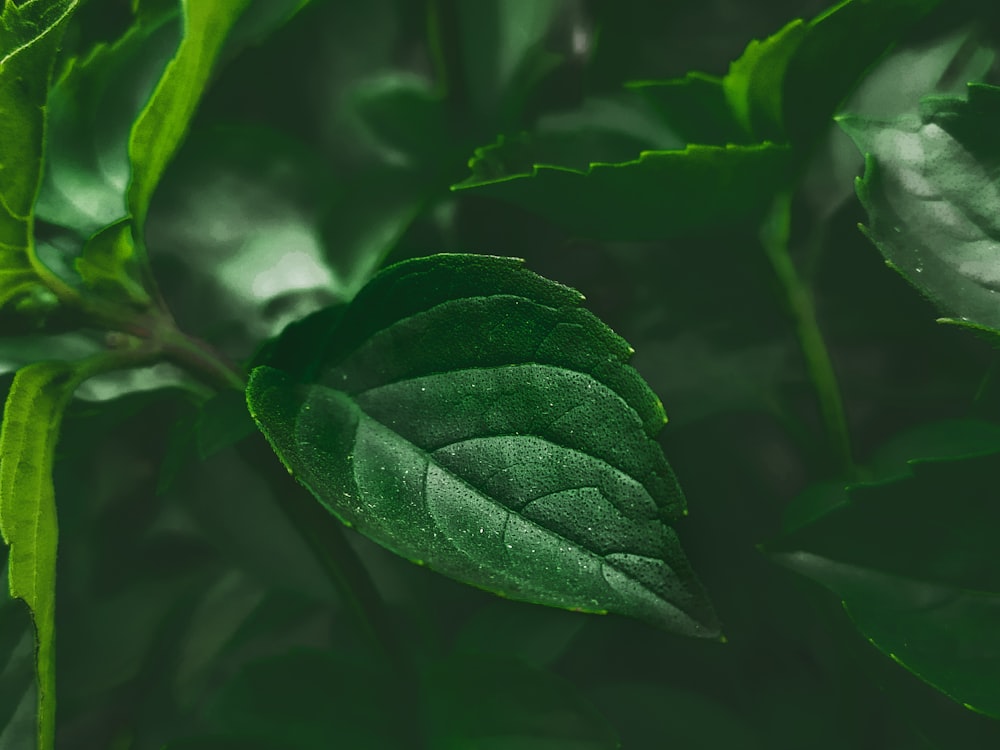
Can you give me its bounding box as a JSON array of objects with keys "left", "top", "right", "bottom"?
[
  {"left": 761, "top": 191, "right": 855, "bottom": 478},
  {"left": 152, "top": 320, "right": 247, "bottom": 392},
  {"left": 28, "top": 213, "right": 412, "bottom": 701}
]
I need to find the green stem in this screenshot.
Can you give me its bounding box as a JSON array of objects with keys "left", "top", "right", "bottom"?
[
  {"left": 27, "top": 242, "right": 85, "bottom": 311},
  {"left": 152, "top": 320, "right": 247, "bottom": 392},
  {"left": 761, "top": 191, "right": 855, "bottom": 478}
]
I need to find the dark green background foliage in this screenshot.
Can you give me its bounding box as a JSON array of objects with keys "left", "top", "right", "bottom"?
[{"left": 3, "top": 0, "right": 1000, "bottom": 748}]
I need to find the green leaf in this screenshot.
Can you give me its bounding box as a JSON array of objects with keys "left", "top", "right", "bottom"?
[
  {"left": 224, "top": 0, "right": 315, "bottom": 51},
  {"left": 143, "top": 122, "right": 338, "bottom": 352},
  {"left": 782, "top": 0, "right": 947, "bottom": 146},
  {"left": 843, "top": 24, "right": 997, "bottom": 123},
  {"left": 24, "top": 7, "right": 180, "bottom": 312},
  {"left": 773, "top": 451, "right": 1000, "bottom": 592},
  {"left": 35, "top": 10, "right": 180, "bottom": 236},
  {"left": 350, "top": 72, "right": 452, "bottom": 164},
  {"left": 195, "top": 388, "right": 257, "bottom": 460},
  {"left": 626, "top": 73, "right": 750, "bottom": 146},
  {"left": 452, "top": 141, "right": 791, "bottom": 241},
  {"left": 320, "top": 167, "right": 429, "bottom": 300},
  {"left": 723, "top": 19, "right": 808, "bottom": 142},
  {"left": 865, "top": 417, "right": 1000, "bottom": 481},
  {"left": 75, "top": 219, "right": 153, "bottom": 308},
  {"left": 128, "top": 0, "right": 253, "bottom": 232},
  {"left": 474, "top": 96, "right": 681, "bottom": 176},
  {"left": 769, "top": 430, "right": 1000, "bottom": 717},
  {"left": 0, "top": 0, "right": 78, "bottom": 313},
  {"left": 0, "top": 0, "right": 78, "bottom": 224},
  {"left": 249, "top": 303, "right": 347, "bottom": 383},
  {"left": 247, "top": 254, "right": 720, "bottom": 637},
  {"left": 840, "top": 83, "right": 1000, "bottom": 332},
  {"left": 772, "top": 552, "right": 1000, "bottom": 719},
  {"left": 638, "top": 0, "right": 946, "bottom": 149},
  {"left": 452, "top": 0, "right": 564, "bottom": 123},
  {"left": 780, "top": 419, "right": 1000, "bottom": 534},
  {"left": 0, "top": 361, "right": 84, "bottom": 750}
]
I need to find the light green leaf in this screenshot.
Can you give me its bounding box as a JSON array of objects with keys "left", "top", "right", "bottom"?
[
  {"left": 35, "top": 10, "right": 180, "bottom": 236},
  {"left": 128, "top": 0, "right": 253, "bottom": 232},
  {"left": 452, "top": 142, "right": 791, "bottom": 241},
  {"left": 723, "top": 19, "right": 808, "bottom": 141},
  {"left": 0, "top": 0, "right": 78, "bottom": 224},
  {"left": 725, "top": 0, "right": 945, "bottom": 146},
  {"left": 0, "top": 361, "right": 83, "bottom": 750},
  {"left": 0, "top": 0, "right": 78, "bottom": 313},
  {"left": 75, "top": 219, "right": 153, "bottom": 308},
  {"left": 839, "top": 83, "right": 1000, "bottom": 333},
  {"left": 24, "top": 7, "right": 179, "bottom": 312},
  {"left": 38, "top": 0, "right": 315, "bottom": 237},
  {"left": 247, "top": 254, "right": 719, "bottom": 637},
  {"left": 632, "top": 0, "right": 946, "bottom": 149}
]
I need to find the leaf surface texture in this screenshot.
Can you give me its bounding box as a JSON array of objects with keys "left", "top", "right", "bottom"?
[{"left": 248, "top": 254, "right": 719, "bottom": 637}]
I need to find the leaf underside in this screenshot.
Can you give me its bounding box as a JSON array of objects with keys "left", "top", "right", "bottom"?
[{"left": 248, "top": 254, "right": 719, "bottom": 637}]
